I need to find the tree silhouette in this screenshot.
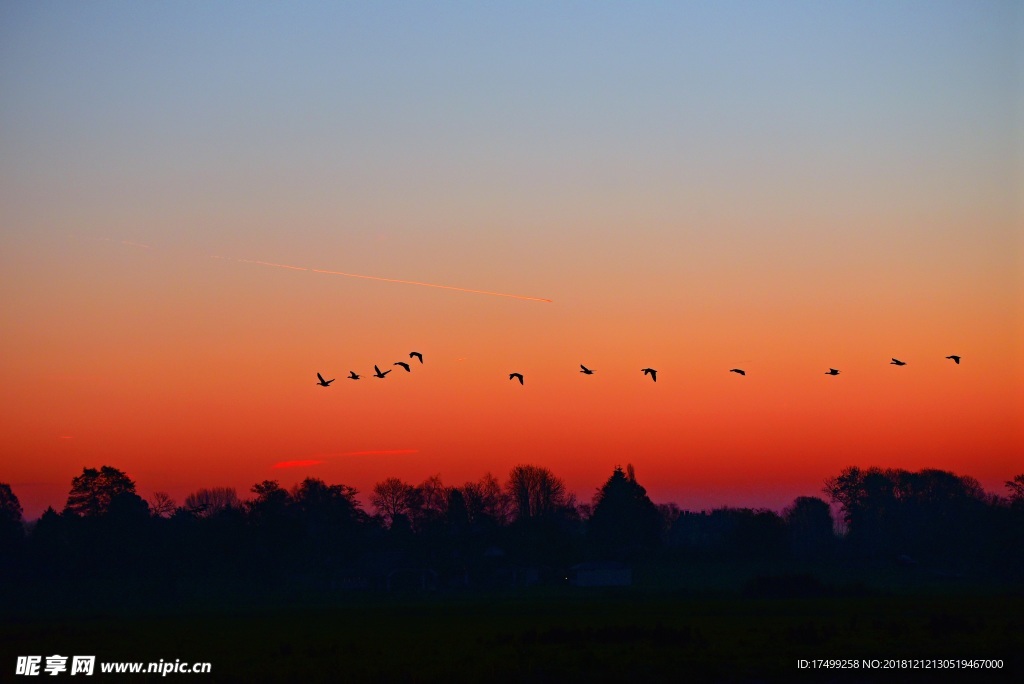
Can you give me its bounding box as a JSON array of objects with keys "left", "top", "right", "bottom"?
[
  {"left": 729, "top": 508, "right": 787, "bottom": 558},
  {"left": 506, "top": 465, "right": 570, "bottom": 521},
  {"left": 4, "top": 460, "right": 1019, "bottom": 607},
  {"left": 0, "top": 483, "right": 22, "bottom": 522},
  {"left": 370, "top": 477, "right": 421, "bottom": 527},
  {"left": 291, "top": 478, "right": 365, "bottom": 542},
  {"left": 63, "top": 466, "right": 141, "bottom": 517},
  {"left": 502, "top": 465, "right": 579, "bottom": 564},
  {"left": 825, "top": 466, "right": 990, "bottom": 561},
  {"left": 148, "top": 491, "right": 177, "bottom": 518},
  {"left": 417, "top": 475, "right": 448, "bottom": 525},
  {"left": 460, "top": 472, "right": 510, "bottom": 526},
  {"left": 783, "top": 496, "right": 834, "bottom": 561},
  {"left": 445, "top": 488, "right": 470, "bottom": 532},
  {"left": 247, "top": 480, "right": 292, "bottom": 520},
  {"left": 184, "top": 487, "right": 240, "bottom": 518},
  {"left": 1006, "top": 474, "right": 1024, "bottom": 506},
  {"left": 245, "top": 479, "right": 297, "bottom": 566},
  {"left": 283, "top": 478, "right": 367, "bottom": 582},
  {"left": 664, "top": 507, "right": 787, "bottom": 559},
  {"left": 27, "top": 506, "right": 68, "bottom": 578},
  {"left": 1003, "top": 474, "right": 1024, "bottom": 578},
  {"left": 588, "top": 465, "right": 662, "bottom": 555},
  {"left": 0, "top": 483, "right": 25, "bottom": 559},
  {"left": 106, "top": 488, "right": 151, "bottom": 523}
]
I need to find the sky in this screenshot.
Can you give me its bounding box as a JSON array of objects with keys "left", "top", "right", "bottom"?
[{"left": 1, "top": 1, "right": 1021, "bottom": 520}]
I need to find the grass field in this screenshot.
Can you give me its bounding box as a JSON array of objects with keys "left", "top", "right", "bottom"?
[
  {"left": 3, "top": 565, "right": 1021, "bottom": 683},
  {"left": 4, "top": 595, "right": 1021, "bottom": 682}
]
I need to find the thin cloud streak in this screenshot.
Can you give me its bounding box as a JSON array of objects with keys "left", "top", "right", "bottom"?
[
  {"left": 102, "top": 237, "right": 154, "bottom": 250},
  {"left": 311, "top": 268, "right": 552, "bottom": 303},
  {"left": 236, "top": 258, "right": 309, "bottom": 271},
  {"left": 272, "top": 459, "right": 325, "bottom": 469},
  {"left": 106, "top": 240, "right": 550, "bottom": 302}
]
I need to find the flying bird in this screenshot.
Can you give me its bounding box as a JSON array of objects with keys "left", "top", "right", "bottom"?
[
  {"left": 348, "top": 371, "right": 360, "bottom": 380},
  {"left": 409, "top": 351, "right": 423, "bottom": 363},
  {"left": 316, "top": 372, "right": 334, "bottom": 387},
  {"left": 891, "top": 358, "right": 906, "bottom": 366},
  {"left": 394, "top": 361, "right": 411, "bottom": 372},
  {"left": 641, "top": 368, "right": 657, "bottom": 382},
  {"left": 580, "top": 364, "right": 594, "bottom": 375},
  {"left": 825, "top": 368, "right": 840, "bottom": 376},
  {"left": 946, "top": 355, "right": 961, "bottom": 364},
  {"left": 509, "top": 373, "right": 524, "bottom": 385},
  {"left": 729, "top": 369, "right": 746, "bottom": 376},
  {"left": 373, "top": 365, "right": 391, "bottom": 379}
]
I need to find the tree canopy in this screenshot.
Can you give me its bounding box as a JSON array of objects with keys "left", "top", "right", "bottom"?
[
  {"left": 63, "top": 466, "right": 143, "bottom": 518},
  {"left": 588, "top": 465, "right": 662, "bottom": 554}
]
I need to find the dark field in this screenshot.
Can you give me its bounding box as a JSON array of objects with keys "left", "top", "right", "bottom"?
[{"left": 4, "top": 564, "right": 1021, "bottom": 683}]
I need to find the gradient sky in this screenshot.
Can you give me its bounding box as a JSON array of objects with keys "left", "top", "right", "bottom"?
[{"left": 2, "top": 1, "right": 1021, "bottom": 519}]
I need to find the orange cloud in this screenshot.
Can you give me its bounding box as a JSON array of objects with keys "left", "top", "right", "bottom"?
[{"left": 272, "top": 459, "right": 325, "bottom": 469}]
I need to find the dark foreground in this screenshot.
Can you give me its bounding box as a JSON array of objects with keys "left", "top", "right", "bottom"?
[{"left": 3, "top": 586, "right": 1021, "bottom": 683}]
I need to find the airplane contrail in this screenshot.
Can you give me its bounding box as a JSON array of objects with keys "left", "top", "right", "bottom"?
[
  {"left": 101, "top": 237, "right": 154, "bottom": 250},
  {"left": 311, "top": 268, "right": 552, "bottom": 303},
  {"left": 209, "top": 255, "right": 309, "bottom": 271},
  {"left": 237, "top": 258, "right": 309, "bottom": 271},
  {"left": 113, "top": 240, "right": 552, "bottom": 302}
]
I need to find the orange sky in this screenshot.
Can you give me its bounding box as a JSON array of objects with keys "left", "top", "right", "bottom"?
[
  {"left": 1, "top": 3, "right": 1021, "bottom": 518},
  {"left": 2, "top": 237, "right": 1018, "bottom": 517}
]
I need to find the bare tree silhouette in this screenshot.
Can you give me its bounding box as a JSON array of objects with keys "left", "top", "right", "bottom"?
[
  {"left": 506, "top": 465, "right": 570, "bottom": 521},
  {"left": 148, "top": 491, "right": 177, "bottom": 518},
  {"left": 370, "top": 477, "right": 422, "bottom": 527},
  {"left": 1006, "top": 474, "right": 1024, "bottom": 506},
  {"left": 184, "top": 487, "right": 240, "bottom": 518}
]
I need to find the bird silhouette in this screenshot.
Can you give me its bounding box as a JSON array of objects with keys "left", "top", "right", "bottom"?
[
  {"left": 348, "top": 371, "right": 360, "bottom": 380},
  {"left": 410, "top": 351, "right": 423, "bottom": 364},
  {"left": 946, "top": 355, "right": 961, "bottom": 364},
  {"left": 729, "top": 369, "right": 746, "bottom": 376},
  {"left": 394, "top": 361, "right": 411, "bottom": 372},
  {"left": 580, "top": 364, "right": 594, "bottom": 375},
  {"left": 509, "top": 372, "right": 524, "bottom": 385},
  {"left": 891, "top": 358, "right": 906, "bottom": 366},
  {"left": 642, "top": 368, "right": 657, "bottom": 382},
  {"left": 825, "top": 368, "right": 840, "bottom": 375},
  {"left": 373, "top": 365, "right": 391, "bottom": 379},
  {"left": 316, "top": 372, "right": 334, "bottom": 387}
]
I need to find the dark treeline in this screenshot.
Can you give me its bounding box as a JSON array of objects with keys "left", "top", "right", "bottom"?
[{"left": 1, "top": 466, "right": 1022, "bottom": 608}]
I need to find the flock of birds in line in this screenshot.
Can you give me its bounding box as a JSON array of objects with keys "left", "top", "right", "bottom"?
[{"left": 316, "top": 353, "right": 963, "bottom": 387}]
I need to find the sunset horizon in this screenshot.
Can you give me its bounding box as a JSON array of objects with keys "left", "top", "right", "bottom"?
[
  {"left": 2, "top": 3, "right": 1022, "bottom": 679},
  {"left": 4, "top": 3, "right": 1019, "bottom": 523}
]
